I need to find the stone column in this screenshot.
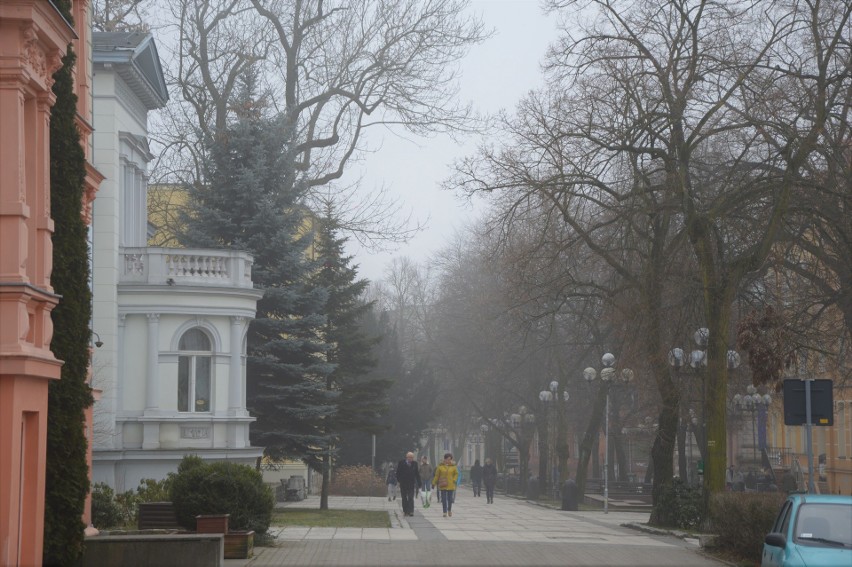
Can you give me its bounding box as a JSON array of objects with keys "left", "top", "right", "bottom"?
[
  {"left": 229, "top": 316, "right": 245, "bottom": 415},
  {"left": 142, "top": 313, "right": 160, "bottom": 449},
  {"left": 145, "top": 313, "right": 160, "bottom": 412}
]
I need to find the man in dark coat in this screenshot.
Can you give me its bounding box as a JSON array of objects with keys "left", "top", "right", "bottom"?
[
  {"left": 470, "top": 459, "right": 483, "bottom": 496},
  {"left": 483, "top": 458, "right": 498, "bottom": 503},
  {"left": 396, "top": 451, "right": 422, "bottom": 517}
]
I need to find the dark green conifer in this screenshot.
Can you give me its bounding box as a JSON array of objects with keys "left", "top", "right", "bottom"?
[
  {"left": 309, "top": 207, "right": 390, "bottom": 508},
  {"left": 44, "top": 5, "right": 94, "bottom": 562},
  {"left": 180, "top": 73, "right": 334, "bottom": 469}
]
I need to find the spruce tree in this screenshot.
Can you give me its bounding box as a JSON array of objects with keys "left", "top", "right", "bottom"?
[
  {"left": 180, "top": 75, "right": 334, "bottom": 468},
  {"left": 335, "top": 311, "right": 436, "bottom": 469},
  {"left": 309, "top": 208, "right": 390, "bottom": 508},
  {"left": 44, "top": 5, "right": 93, "bottom": 562}
]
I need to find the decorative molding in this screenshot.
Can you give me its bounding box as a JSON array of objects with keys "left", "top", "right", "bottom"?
[
  {"left": 180, "top": 426, "right": 210, "bottom": 440},
  {"left": 124, "top": 253, "right": 145, "bottom": 275},
  {"left": 113, "top": 75, "right": 147, "bottom": 125},
  {"left": 170, "top": 318, "right": 223, "bottom": 352}
]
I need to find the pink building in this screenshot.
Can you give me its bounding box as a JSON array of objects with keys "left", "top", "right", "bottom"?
[{"left": 0, "top": 1, "right": 99, "bottom": 565}]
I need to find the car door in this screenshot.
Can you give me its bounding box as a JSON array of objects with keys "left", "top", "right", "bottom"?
[{"left": 762, "top": 500, "right": 793, "bottom": 567}]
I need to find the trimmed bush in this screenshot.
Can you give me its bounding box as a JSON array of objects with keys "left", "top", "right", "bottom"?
[
  {"left": 330, "top": 465, "right": 385, "bottom": 496},
  {"left": 170, "top": 456, "right": 274, "bottom": 534},
  {"left": 91, "top": 483, "right": 127, "bottom": 529},
  {"left": 656, "top": 477, "right": 705, "bottom": 530},
  {"left": 91, "top": 477, "right": 175, "bottom": 530},
  {"left": 709, "top": 492, "right": 785, "bottom": 563}
]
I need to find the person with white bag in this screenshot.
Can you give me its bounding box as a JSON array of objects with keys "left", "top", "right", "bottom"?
[{"left": 418, "top": 456, "right": 434, "bottom": 508}]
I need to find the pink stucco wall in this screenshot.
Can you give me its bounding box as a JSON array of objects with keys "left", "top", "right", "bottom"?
[{"left": 0, "top": 1, "right": 98, "bottom": 564}]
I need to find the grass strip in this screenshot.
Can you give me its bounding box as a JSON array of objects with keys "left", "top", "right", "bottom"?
[{"left": 271, "top": 509, "right": 391, "bottom": 528}]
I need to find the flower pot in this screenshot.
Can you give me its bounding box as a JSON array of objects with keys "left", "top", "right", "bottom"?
[
  {"left": 224, "top": 530, "right": 254, "bottom": 559},
  {"left": 195, "top": 514, "right": 229, "bottom": 534}
]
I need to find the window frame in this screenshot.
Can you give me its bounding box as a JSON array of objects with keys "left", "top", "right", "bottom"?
[{"left": 177, "top": 328, "right": 213, "bottom": 413}]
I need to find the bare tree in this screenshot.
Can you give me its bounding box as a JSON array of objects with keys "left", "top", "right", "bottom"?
[
  {"left": 93, "top": 0, "right": 151, "bottom": 31},
  {"left": 451, "top": 1, "right": 850, "bottom": 522},
  {"left": 156, "top": 0, "right": 487, "bottom": 247}
]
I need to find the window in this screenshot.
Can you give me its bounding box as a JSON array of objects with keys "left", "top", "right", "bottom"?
[
  {"left": 178, "top": 328, "right": 211, "bottom": 413},
  {"left": 772, "top": 501, "right": 791, "bottom": 534}
]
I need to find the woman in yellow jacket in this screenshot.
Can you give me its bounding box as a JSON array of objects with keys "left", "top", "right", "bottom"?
[{"left": 432, "top": 452, "right": 460, "bottom": 517}]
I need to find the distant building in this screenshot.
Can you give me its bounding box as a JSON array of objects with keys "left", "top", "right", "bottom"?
[{"left": 90, "top": 32, "right": 264, "bottom": 491}]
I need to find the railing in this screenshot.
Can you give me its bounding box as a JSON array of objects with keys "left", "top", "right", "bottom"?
[{"left": 120, "top": 246, "right": 255, "bottom": 289}]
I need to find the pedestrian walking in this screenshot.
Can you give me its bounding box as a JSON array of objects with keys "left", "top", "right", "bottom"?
[
  {"left": 470, "top": 459, "right": 483, "bottom": 497},
  {"left": 734, "top": 468, "right": 745, "bottom": 492},
  {"left": 386, "top": 465, "right": 398, "bottom": 501},
  {"left": 419, "top": 456, "right": 434, "bottom": 508},
  {"left": 395, "top": 451, "right": 421, "bottom": 517},
  {"left": 433, "top": 452, "right": 459, "bottom": 518},
  {"left": 483, "top": 458, "right": 497, "bottom": 504}
]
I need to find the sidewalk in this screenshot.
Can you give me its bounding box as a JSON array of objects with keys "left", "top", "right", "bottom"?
[{"left": 224, "top": 493, "right": 724, "bottom": 566}]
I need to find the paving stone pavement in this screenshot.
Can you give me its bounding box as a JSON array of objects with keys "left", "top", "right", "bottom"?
[{"left": 225, "top": 492, "right": 725, "bottom": 566}]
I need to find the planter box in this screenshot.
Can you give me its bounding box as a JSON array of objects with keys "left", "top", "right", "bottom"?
[
  {"left": 138, "top": 502, "right": 178, "bottom": 530},
  {"left": 83, "top": 533, "right": 223, "bottom": 567},
  {"left": 195, "top": 514, "right": 229, "bottom": 534},
  {"left": 223, "top": 530, "right": 254, "bottom": 559}
]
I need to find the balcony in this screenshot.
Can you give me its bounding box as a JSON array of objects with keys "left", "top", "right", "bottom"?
[{"left": 120, "top": 247, "right": 254, "bottom": 289}]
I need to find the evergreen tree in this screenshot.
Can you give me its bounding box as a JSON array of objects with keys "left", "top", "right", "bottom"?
[
  {"left": 309, "top": 207, "right": 390, "bottom": 508},
  {"left": 180, "top": 74, "right": 334, "bottom": 469},
  {"left": 44, "top": 5, "right": 93, "bottom": 562},
  {"left": 336, "top": 310, "right": 436, "bottom": 469}
]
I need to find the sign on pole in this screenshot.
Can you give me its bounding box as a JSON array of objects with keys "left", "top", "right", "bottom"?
[
  {"left": 782, "top": 379, "right": 834, "bottom": 494},
  {"left": 782, "top": 379, "right": 833, "bottom": 426}
]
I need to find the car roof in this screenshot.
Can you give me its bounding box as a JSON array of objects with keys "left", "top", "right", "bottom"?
[{"left": 787, "top": 494, "right": 852, "bottom": 505}]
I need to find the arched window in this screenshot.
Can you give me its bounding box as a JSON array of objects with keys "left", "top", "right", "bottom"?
[{"left": 178, "top": 328, "right": 212, "bottom": 413}]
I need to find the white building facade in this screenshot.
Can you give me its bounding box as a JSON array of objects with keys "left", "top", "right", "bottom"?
[{"left": 90, "top": 32, "right": 263, "bottom": 491}]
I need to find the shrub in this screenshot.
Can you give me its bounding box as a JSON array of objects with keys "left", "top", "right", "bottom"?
[
  {"left": 655, "top": 477, "right": 705, "bottom": 530},
  {"left": 136, "top": 476, "right": 173, "bottom": 503},
  {"left": 170, "top": 456, "right": 274, "bottom": 533},
  {"left": 91, "top": 483, "right": 126, "bottom": 529},
  {"left": 709, "top": 492, "right": 785, "bottom": 563},
  {"left": 330, "top": 465, "right": 385, "bottom": 496}
]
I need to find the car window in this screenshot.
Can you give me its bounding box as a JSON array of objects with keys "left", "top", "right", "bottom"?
[
  {"left": 794, "top": 503, "right": 852, "bottom": 546},
  {"left": 773, "top": 501, "right": 791, "bottom": 534}
]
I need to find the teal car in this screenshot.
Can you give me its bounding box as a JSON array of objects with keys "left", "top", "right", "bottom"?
[{"left": 762, "top": 494, "right": 852, "bottom": 567}]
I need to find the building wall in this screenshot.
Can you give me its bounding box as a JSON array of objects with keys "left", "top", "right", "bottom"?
[
  {"left": 90, "top": 38, "right": 263, "bottom": 492},
  {"left": 0, "top": 1, "right": 99, "bottom": 563}
]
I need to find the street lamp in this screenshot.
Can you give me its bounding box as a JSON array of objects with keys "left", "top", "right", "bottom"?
[
  {"left": 583, "top": 353, "right": 632, "bottom": 514},
  {"left": 539, "top": 380, "right": 569, "bottom": 498},
  {"left": 733, "top": 385, "right": 772, "bottom": 472},
  {"left": 669, "top": 328, "right": 741, "bottom": 483}
]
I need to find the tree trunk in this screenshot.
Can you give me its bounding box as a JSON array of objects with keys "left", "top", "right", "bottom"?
[
  {"left": 677, "top": 420, "right": 688, "bottom": 481},
  {"left": 614, "top": 428, "right": 628, "bottom": 482},
  {"left": 519, "top": 439, "right": 530, "bottom": 493},
  {"left": 575, "top": 382, "right": 610, "bottom": 496},
  {"left": 537, "top": 422, "right": 548, "bottom": 488},
  {"left": 320, "top": 451, "right": 330, "bottom": 510},
  {"left": 703, "top": 292, "right": 735, "bottom": 498},
  {"left": 649, "top": 390, "right": 679, "bottom": 526},
  {"left": 557, "top": 405, "right": 569, "bottom": 486}
]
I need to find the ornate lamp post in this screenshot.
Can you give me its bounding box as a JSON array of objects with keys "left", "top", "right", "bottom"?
[
  {"left": 539, "top": 380, "right": 569, "bottom": 498},
  {"left": 669, "top": 328, "right": 740, "bottom": 482},
  {"left": 583, "top": 353, "right": 632, "bottom": 514},
  {"left": 733, "top": 386, "right": 772, "bottom": 471}
]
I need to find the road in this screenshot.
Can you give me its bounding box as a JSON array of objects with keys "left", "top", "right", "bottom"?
[{"left": 233, "top": 493, "right": 724, "bottom": 566}]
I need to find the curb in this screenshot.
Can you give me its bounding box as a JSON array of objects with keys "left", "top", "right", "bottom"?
[{"left": 621, "top": 523, "right": 732, "bottom": 566}]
